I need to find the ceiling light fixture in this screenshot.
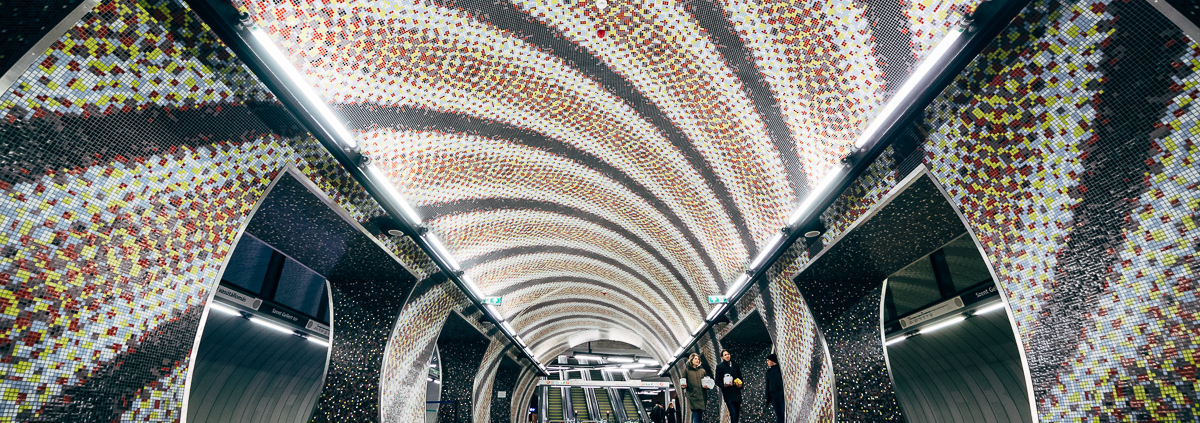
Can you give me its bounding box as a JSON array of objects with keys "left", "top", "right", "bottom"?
[
  {"left": 248, "top": 28, "right": 356, "bottom": 150},
  {"left": 621, "top": 363, "right": 646, "bottom": 369},
  {"left": 209, "top": 302, "right": 239, "bottom": 316},
  {"left": 919, "top": 316, "right": 966, "bottom": 335},
  {"left": 575, "top": 354, "right": 602, "bottom": 362},
  {"left": 884, "top": 336, "right": 907, "bottom": 346},
  {"left": 725, "top": 274, "right": 751, "bottom": 297},
  {"left": 788, "top": 165, "right": 847, "bottom": 227},
  {"left": 606, "top": 356, "right": 635, "bottom": 363},
  {"left": 748, "top": 232, "right": 785, "bottom": 271},
  {"left": 250, "top": 317, "right": 296, "bottom": 335},
  {"left": 853, "top": 28, "right": 964, "bottom": 149},
  {"left": 975, "top": 302, "right": 1006, "bottom": 315},
  {"left": 706, "top": 306, "right": 724, "bottom": 322},
  {"left": 423, "top": 232, "right": 460, "bottom": 271},
  {"left": 363, "top": 164, "right": 423, "bottom": 226},
  {"left": 307, "top": 336, "right": 331, "bottom": 348}
]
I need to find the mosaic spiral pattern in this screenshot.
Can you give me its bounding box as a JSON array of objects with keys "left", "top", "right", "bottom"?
[
  {"left": 2, "top": 0, "right": 1198, "bottom": 422},
  {"left": 0, "top": 0, "right": 436, "bottom": 421},
  {"left": 233, "top": 0, "right": 977, "bottom": 358}
]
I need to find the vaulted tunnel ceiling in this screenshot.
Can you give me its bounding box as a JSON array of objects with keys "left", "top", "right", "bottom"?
[{"left": 235, "top": 0, "right": 981, "bottom": 361}]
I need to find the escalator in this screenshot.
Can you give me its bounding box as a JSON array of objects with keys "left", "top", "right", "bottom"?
[
  {"left": 616, "top": 389, "right": 641, "bottom": 423},
  {"left": 546, "top": 387, "right": 564, "bottom": 423},
  {"left": 588, "top": 369, "right": 605, "bottom": 381},
  {"left": 569, "top": 387, "right": 591, "bottom": 421},
  {"left": 610, "top": 371, "right": 626, "bottom": 381},
  {"left": 593, "top": 388, "right": 615, "bottom": 422}
]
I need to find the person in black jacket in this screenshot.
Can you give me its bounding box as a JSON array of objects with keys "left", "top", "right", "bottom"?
[
  {"left": 715, "top": 349, "right": 744, "bottom": 423},
  {"left": 666, "top": 400, "right": 678, "bottom": 423},
  {"left": 650, "top": 403, "right": 665, "bottom": 423},
  {"left": 764, "top": 353, "right": 785, "bottom": 423}
]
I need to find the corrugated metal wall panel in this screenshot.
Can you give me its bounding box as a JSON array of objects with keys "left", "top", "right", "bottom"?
[
  {"left": 885, "top": 310, "right": 1031, "bottom": 423},
  {"left": 187, "top": 312, "right": 329, "bottom": 423}
]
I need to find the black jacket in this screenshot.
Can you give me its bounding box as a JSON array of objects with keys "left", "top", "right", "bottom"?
[
  {"left": 715, "top": 360, "right": 744, "bottom": 403},
  {"left": 765, "top": 364, "right": 784, "bottom": 404},
  {"left": 666, "top": 406, "right": 678, "bottom": 423},
  {"left": 650, "top": 405, "right": 665, "bottom": 423}
]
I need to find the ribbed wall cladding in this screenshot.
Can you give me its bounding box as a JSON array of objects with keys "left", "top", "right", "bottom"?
[
  {"left": 885, "top": 310, "right": 1032, "bottom": 423},
  {"left": 186, "top": 312, "right": 328, "bottom": 423}
]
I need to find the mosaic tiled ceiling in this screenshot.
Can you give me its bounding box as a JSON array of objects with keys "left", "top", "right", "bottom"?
[{"left": 235, "top": 0, "right": 981, "bottom": 359}]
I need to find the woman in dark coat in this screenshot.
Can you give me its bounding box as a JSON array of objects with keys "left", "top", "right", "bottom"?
[
  {"left": 666, "top": 400, "right": 678, "bottom": 423},
  {"left": 715, "top": 349, "right": 744, "bottom": 423},
  {"left": 682, "top": 353, "right": 710, "bottom": 423},
  {"left": 765, "top": 353, "right": 785, "bottom": 423}
]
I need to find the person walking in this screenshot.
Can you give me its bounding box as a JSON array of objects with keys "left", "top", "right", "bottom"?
[
  {"left": 765, "top": 353, "right": 785, "bottom": 423},
  {"left": 715, "top": 349, "right": 744, "bottom": 423},
  {"left": 650, "top": 403, "right": 665, "bottom": 423},
  {"left": 681, "top": 353, "right": 711, "bottom": 423}
]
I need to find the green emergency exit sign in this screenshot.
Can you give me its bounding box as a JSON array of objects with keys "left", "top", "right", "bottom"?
[
  {"left": 484, "top": 296, "right": 503, "bottom": 305},
  {"left": 707, "top": 296, "right": 728, "bottom": 304}
]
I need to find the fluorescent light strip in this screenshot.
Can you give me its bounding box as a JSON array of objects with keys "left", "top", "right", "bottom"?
[
  {"left": 919, "top": 316, "right": 966, "bottom": 335},
  {"left": 673, "top": 347, "right": 685, "bottom": 358},
  {"left": 640, "top": 359, "right": 659, "bottom": 366},
  {"left": 691, "top": 324, "right": 707, "bottom": 336},
  {"left": 423, "top": 233, "right": 460, "bottom": 271},
  {"left": 884, "top": 336, "right": 907, "bottom": 346},
  {"left": 706, "top": 306, "right": 724, "bottom": 322},
  {"left": 621, "top": 363, "right": 646, "bottom": 369},
  {"left": 854, "top": 28, "right": 964, "bottom": 149},
  {"left": 250, "top": 317, "right": 296, "bottom": 335},
  {"left": 486, "top": 304, "right": 503, "bottom": 321},
  {"left": 975, "top": 302, "right": 1006, "bottom": 315},
  {"left": 249, "top": 28, "right": 356, "bottom": 149},
  {"left": 788, "top": 165, "right": 847, "bottom": 226},
  {"left": 725, "top": 274, "right": 751, "bottom": 297},
  {"left": 209, "top": 302, "right": 239, "bottom": 316},
  {"left": 308, "top": 336, "right": 331, "bottom": 348},
  {"left": 606, "top": 356, "right": 635, "bottom": 363},
  {"left": 749, "top": 233, "right": 784, "bottom": 270},
  {"left": 500, "top": 321, "right": 516, "bottom": 336},
  {"left": 575, "top": 354, "right": 601, "bottom": 362},
  {"left": 459, "top": 275, "right": 483, "bottom": 299},
  {"left": 364, "top": 164, "right": 423, "bottom": 226}
]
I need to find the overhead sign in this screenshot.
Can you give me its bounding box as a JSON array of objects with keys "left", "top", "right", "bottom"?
[
  {"left": 538, "top": 379, "right": 673, "bottom": 388},
  {"left": 306, "top": 320, "right": 331, "bottom": 338},
  {"left": 216, "top": 285, "right": 262, "bottom": 310},
  {"left": 707, "top": 296, "right": 728, "bottom": 304},
  {"left": 483, "top": 296, "right": 503, "bottom": 305},
  {"left": 899, "top": 296, "right": 964, "bottom": 329}
]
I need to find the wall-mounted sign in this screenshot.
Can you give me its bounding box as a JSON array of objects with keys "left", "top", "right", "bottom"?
[
  {"left": 498, "top": 391, "right": 507, "bottom": 398},
  {"left": 484, "top": 296, "right": 503, "bottom": 305},
  {"left": 216, "top": 285, "right": 262, "bottom": 310},
  {"left": 899, "top": 296, "right": 964, "bottom": 329},
  {"left": 306, "top": 320, "right": 330, "bottom": 338},
  {"left": 707, "top": 296, "right": 728, "bottom": 304}
]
